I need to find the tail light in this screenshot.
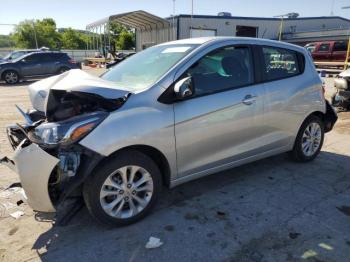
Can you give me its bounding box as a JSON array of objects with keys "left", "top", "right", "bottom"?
[{"left": 68, "top": 59, "right": 76, "bottom": 64}]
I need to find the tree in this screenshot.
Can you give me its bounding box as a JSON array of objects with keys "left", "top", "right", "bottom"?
[
  {"left": 61, "top": 28, "right": 86, "bottom": 49},
  {"left": 109, "top": 21, "right": 135, "bottom": 50},
  {"left": 12, "top": 18, "right": 61, "bottom": 49},
  {"left": 116, "top": 31, "right": 135, "bottom": 50},
  {"left": 0, "top": 35, "right": 15, "bottom": 48}
]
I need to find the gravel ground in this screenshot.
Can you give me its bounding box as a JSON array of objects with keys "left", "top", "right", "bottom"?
[{"left": 0, "top": 74, "right": 349, "bottom": 262}]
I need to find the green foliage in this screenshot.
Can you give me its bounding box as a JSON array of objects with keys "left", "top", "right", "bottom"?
[
  {"left": 9, "top": 18, "right": 135, "bottom": 50},
  {"left": 0, "top": 35, "right": 15, "bottom": 48},
  {"left": 12, "top": 18, "right": 61, "bottom": 49},
  {"left": 61, "top": 28, "right": 87, "bottom": 49},
  {"left": 109, "top": 21, "right": 135, "bottom": 50},
  {"left": 116, "top": 31, "right": 135, "bottom": 50}
]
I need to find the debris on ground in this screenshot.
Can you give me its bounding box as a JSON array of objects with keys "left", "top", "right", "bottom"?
[
  {"left": 10, "top": 211, "right": 24, "bottom": 219},
  {"left": 0, "top": 186, "right": 26, "bottom": 200},
  {"left": 0, "top": 185, "right": 27, "bottom": 218},
  {"left": 145, "top": 237, "right": 163, "bottom": 249}
]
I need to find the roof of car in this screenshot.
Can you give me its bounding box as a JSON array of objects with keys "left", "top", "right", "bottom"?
[
  {"left": 161, "top": 37, "right": 306, "bottom": 53},
  {"left": 23, "top": 51, "right": 65, "bottom": 56}
]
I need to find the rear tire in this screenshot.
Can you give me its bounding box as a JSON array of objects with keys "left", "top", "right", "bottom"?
[
  {"left": 3, "top": 70, "right": 19, "bottom": 84},
  {"left": 83, "top": 150, "right": 162, "bottom": 226},
  {"left": 289, "top": 116, "right": 324, "bottom": 162}
]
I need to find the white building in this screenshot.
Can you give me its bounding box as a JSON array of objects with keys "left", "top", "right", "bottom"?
[{"left": 86, "top": 11, "right": 350, "bottom": 51}]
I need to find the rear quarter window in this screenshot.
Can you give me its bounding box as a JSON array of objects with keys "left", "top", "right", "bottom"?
[{"left": 262, "top": 46, "right": 304, "bottom": 82}]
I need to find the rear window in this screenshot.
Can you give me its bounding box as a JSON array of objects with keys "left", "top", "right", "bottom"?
[
  {"left": 333, "top": 41, "right": 348, "bottom": 52},
  {"left": 262, "top": 47, "right": 303, "bottom": 81}
]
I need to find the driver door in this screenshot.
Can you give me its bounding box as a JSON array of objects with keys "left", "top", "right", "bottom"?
[
  {"left": 20, "top": 53, "right": 46, "bottom": 76},
  {"left": 174, "top": 45, "right": 266, "bottom": 178}
]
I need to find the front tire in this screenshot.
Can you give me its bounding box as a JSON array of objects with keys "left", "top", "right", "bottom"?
[
  {"left": 83, "top": 150, "right": 162, "bottom": 226},
  {"left": 289, "top": 116, "right": 324, "bottom": 162},
  {"left": 3, "top": 70, "right": 19, "bottom": 84}
]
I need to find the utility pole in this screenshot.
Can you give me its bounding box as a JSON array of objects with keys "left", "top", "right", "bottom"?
[
  {"left": 331, "top": 0, "right": 335, "bottom": 16},
  {"left": 191, "top": 0, "right": 193, "bottom": 19},
  {"left": 190, "top": 0, "right": 194, "bottom": 36},
  {"left": 32, "top": 20, "right": 38, "bottom": 49}
]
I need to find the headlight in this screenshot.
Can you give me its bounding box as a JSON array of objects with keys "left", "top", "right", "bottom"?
[{"left": 28, "top": 112, "right": 108, "bottom": 147}]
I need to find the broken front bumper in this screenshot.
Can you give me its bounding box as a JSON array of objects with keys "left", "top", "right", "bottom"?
[{"left": 1, "top": 142, "right": 59, "bottom": 212}]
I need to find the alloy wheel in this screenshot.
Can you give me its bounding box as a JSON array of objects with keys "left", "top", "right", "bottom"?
[
  {"left": 99, "top": 165, "right": 154, "bottom": 219},
  {"left": 301, "top": 122, "right": 322, "bottom": 157},
  {"left": 5, "top": 72, "right": 18, "bottom": 84}
]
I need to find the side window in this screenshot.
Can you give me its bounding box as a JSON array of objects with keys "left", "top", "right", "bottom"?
[
  {"left": 47, "top": 53, "right": 61, "bottom": 61},
  {"left": 333, "top": 41, "right": 348, "bottom": 52},
  {"left": 40, "top": 54, "right": 54, "bottom": 62},
  {"left": 23, "top": 54, "right": 40, "bottom": 63},
  {"left": 262, "top": 47, "right": 301, "bottom": 81},
  {"left": 318, "top": 43, "right": 330, "bottom": 52},
  {"left": 185, "top": 46, "right": 254, "bottom": 96}
]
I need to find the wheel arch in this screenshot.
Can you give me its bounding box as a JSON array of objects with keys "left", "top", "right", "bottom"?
[
  {"left": 92, "top": 144, "right": 172, "bottom": 188},
  {"left": 1, "top": 68, "right": 20, "bottom": 80},
  {"left": 298, "top": 111, "right": 326, "bottom": 132},
  {"left": 309, "top": 107, "right": 336, "bottom": 133},
  {"left": 291, "top": 110, "right": 326, "bottom": 147}
]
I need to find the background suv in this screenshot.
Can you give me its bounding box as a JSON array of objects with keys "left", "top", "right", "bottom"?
[{"left": 0, "top": 51, "right": 80, "bottom": 84}]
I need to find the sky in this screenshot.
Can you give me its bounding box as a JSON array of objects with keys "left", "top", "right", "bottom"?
[{"left": 1, "top": 0, "right": 350, "bottom": 35}]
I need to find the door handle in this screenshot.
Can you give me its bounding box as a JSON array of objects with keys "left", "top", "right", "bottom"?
[{"left": 242, "top": 94, "right": 257, "bottom": 105}]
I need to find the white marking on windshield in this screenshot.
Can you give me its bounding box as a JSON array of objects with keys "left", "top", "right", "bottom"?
[{"left": 162, "top": 47, "right": 192, "bottom": 53}]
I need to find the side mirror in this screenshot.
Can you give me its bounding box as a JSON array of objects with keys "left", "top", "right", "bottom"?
[{"left": 174, "top": 76, "right": 193, "bottom": 100}]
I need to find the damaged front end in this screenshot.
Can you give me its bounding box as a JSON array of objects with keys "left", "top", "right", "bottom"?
[{"left": 1, "top": 70, "right": 131, "bottom": 213}]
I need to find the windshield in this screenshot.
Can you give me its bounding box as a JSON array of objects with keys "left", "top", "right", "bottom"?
[
  {"left": 102, "top": 44, "right": 199, "bottom": 91},
  {"left": 4, "top": 51, "right": 26, "bottom": 61}
]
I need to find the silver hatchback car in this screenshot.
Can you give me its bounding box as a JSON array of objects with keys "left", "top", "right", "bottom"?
[{"left": 1, "top": 37, "right": 337, "bottom": 226}]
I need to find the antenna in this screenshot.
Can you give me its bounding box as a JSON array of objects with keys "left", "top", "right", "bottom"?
[
  {"left": 331, "top": 0, "right": 335, "bottom": 16},
  {"left": 191, "top": 0, "right": 194, "bottom": 31},
  {"left": 172, "top": 0, "right": 176, "bottom": 39},
  {"left": 191, "top": 0, "right": 194, "bottom": 18}
]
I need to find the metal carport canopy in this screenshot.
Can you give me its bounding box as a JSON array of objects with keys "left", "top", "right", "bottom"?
[{"left": 86, "top": 10, "right": 170, "bottom": 30}]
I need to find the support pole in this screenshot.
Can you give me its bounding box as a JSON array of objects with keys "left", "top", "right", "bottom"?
[
  {"left": 344, "top": 36, "right": 350, "bottom": 70},
  {"left": 278, "top": 17, "right": 284, "bottom": 41}
]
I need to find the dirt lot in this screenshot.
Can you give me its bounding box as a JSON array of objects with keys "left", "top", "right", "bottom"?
[{"left": 0, "top": 75, "right": 349, "bottom": 262}]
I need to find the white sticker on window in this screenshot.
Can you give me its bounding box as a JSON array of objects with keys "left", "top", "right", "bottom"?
[{"left": 162, "top": 47, "right": 191, "bottom": 53}]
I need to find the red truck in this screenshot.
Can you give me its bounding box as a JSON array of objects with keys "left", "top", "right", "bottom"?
[{"left": 305, "top": 41, "right": 349, "bottom": 62}]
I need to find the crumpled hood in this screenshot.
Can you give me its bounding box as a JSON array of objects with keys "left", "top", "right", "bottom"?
[{"left": 28, "top": 69, "right": 132, "bottom": 112}]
